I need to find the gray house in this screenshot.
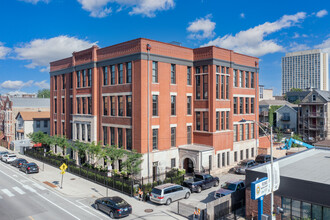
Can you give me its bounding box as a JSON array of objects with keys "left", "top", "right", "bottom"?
[{"left": 275, "top": 105, "right": 297, "bottom": 132}]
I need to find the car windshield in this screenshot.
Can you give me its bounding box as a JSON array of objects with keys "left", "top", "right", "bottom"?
[
  {"left": 238, "top": 161, "right": 247, "bottom": 166},
  {"left": 113, "top": 199, "right": 128, "bottom": 206},
  {"left": 151, "top": 188, "right": 162, "bottom": 195},
  {"left": 9, "top": 155, "right": 16, "bottom": 158},
  {"left": 223, "top": 183, "right": 237, "bottom": 191}
]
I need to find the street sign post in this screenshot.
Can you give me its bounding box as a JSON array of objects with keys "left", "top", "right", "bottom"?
[
  {"left": 251, "top": 177, "right": 269, "bottom": 220},
  {"left": 106, "top": 165, "right": 112, "bottom": 196},
  {"left": 59, "top": 163, "right": 68, "bottom": 189}
]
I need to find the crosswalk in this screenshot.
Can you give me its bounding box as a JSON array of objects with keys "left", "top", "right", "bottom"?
[{"left": 0, "top": 183, "right": 47, "bottom": 199}]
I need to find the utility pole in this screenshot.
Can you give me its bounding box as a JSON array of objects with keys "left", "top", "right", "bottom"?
[
  {"left": 146, "top": 44, "right": 151, "bottom": 183},
  {"left": 270, "top": 125, "right": 274, "bottom": 219}
]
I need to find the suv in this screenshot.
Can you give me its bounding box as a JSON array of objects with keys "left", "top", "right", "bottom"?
[
  {"left": 0, "top": 151, "right": 9, "bottom": 159},
  {"left": 214, "top": 180, "right": 245, "bottom": 199},
  {"left": 255, "top": 154, "right": 276, "bottom": 164},
  {"left": 234, "top": 159, "right": 256, "bottom": 174},
  {"left": 5, "top": 154, "right": 17, "bottom": 163},
  {"left": 150, "top": 183, "right": 191, "bottom": 205}
]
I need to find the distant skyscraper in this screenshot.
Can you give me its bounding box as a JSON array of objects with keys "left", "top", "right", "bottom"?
[{"left": 282, "top": 49, "right": 329, "bottom": 94}]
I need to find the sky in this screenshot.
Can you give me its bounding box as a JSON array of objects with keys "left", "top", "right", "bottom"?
[{"left": 0, "top": 0, "right": 329, "bottom": 95}]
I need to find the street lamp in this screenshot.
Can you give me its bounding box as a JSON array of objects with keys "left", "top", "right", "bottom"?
[{"left": 239, "top": 119, "right": 274, "bottom": 219}]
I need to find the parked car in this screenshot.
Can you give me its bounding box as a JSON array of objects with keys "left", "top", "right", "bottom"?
[
  {"left": 255, "top": 154, "right": 277, "bottom": 164},
  {"left": 214, "top": 180, "right": 245, "bottom": 199},
  {"left": 94, "top": 196, "right": 132, "bottom": 219},
  {"left": 234, "top": 159, "right": 256, "bottom": 174},
  {"left": 11, "top": 158, "right": 28, "bottom": 168},
  {"left": 183, "top": 173, "right": 219, "bottom": 193},
  {"left": 150, "top": 183, "right": 191, "bottom": 205},
  {"left": 0, "top": 151, "right": 9, "bottom": 159},
  {"left": 2, "top": 154, "right": 17, "bottom": 163},
  {"left": 19, "top": 162, "right": 39, "bottom": 174}
]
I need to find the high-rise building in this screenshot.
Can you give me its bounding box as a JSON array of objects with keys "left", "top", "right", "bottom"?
[
  {"left": 50, "top": 38, "right": 266, "bottom": 179},
  {"left": 282, "top": 49, "right": 329, "bottom": 94}
]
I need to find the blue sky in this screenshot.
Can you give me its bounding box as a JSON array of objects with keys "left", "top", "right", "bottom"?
[{"left": 0, "top": 0, "right": 329, "bottom": 95}]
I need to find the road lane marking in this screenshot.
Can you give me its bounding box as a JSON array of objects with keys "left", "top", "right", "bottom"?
[
  {"left": 33, "top": 183, "right": 46, "bottom": 190},
  {"left": 23, "top": 185, "right": 36, "bottom": 193},
  {"left": 1, "top": 189, "right": 14, "bottom": 197},
  {"left": 13, "top": 187, "right": 25, "bottom": 195}
]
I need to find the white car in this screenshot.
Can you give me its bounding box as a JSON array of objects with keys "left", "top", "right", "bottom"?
[{"left": 3, "top": 154, "right": 17, "bottom": 163}]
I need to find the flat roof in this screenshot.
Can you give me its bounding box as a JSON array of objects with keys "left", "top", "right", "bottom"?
[
  {"left": 250, "top": 147, "right": 330, "bottom": 185},
  {"left": 179, "top": 144, "right": 213, "bottom": 152}
]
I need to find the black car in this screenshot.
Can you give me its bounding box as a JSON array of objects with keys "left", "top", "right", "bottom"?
[
  {"left": 255, "top": 154, "right": 277, "bottom": 164},
  {"left": 11, "top": 158, "right": 28, "bottom": 168},
  {"left": 94, "top": 197, "right": 132, "bottom": 219},
  {"left": 183, "top": 173, "right": 219, "bottom": 193},
  {"left": 19, "top": 162, "right": 39, "bottom": 174}
]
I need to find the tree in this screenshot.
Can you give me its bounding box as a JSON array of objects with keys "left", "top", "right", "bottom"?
[
  {"left": 292, "top": 133, "right": 303, "bottom": 148},
  {"left": 290, "top": 88, "right": 303, "bottom": 92},
  {"left": 37, "top": 89, "right": 50, "bottom": 98},
  {"left": 122, "top": 150, "right": 143, "bottom": 176},
  {"left": 274, "top": 128, "right": 284, "bottom": 142},
  {"left": 71, "top": 140, "right": 89, "bottom": 165},
  {"left": 87, "top": 141, "right": 103, "bottom": 167},
  {"left": 28, "top": 131, "right": 48, "bottom": 145},
  {"left": 54, "top": 135, "right": 71, "bottom": 156}
]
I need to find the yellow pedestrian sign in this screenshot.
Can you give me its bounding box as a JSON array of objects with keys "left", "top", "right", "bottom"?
[
  {"left": 61, "top": 170, "right": 65, "bottom": 175},
  {"left": 60, "top": 163, "right": 68, "bottom": 172}
]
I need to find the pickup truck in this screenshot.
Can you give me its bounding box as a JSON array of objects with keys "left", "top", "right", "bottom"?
[
  {"left": 183, "top": 174, "right": 219, "bottom": 193},
  {"left": 214, "top": 180, "right": 245, "bottom": 199}
]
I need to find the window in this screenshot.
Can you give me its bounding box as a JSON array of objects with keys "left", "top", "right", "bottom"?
[
  {"left": 221, "top": 75, "right": 224, "bottom": 99},
  {"left": 87, "top": 124, "right": 91, "bottom": 142},
  {"left": 234, "top": 125, "right": 237, "bottom": 142},
  {"left": 196, "top": 75, "right": 201, "bottom": 99},
  {"left": 54, "top": 121, "right": 57, "bottom": 135},
  {"left": 233, "top": 70, "right": 237, "bottom": 87},
  {"left": 251, "top": 123, "right": 255, "bottom": 139},
  {"left": 126, "top": 95, "right": 132, "bottom": 117},
  {"left": 196, "top": 66, "right": 200, "bottom": 74},
  {"left": 282, "top": 197, "right": 291, "bottom": 219},
  {"left": 226, "top": 76, "right": 229, "bottom": 99},
  {"left": 54, "top": 75, "right": 57, "bottom": 90},
  {"left": 171, "top": 158, "right": 176, "bottom": 168},
  {"left": 103, "top": 97, "right": 108, "bottom": 115},
  {"left": 216, "top": 75, "right": 219, "bottom": 99},
  {"left": 171, "top": 127, "right": 176, "bottom": 147},
  {"left": 171, "top": 95, "right": 176, "bottom": 116},
  {"left": 118, "top": 128, "right": 123, "bottom": 147},
  {"left": 312, "top": 204, "right": 322, "bottom": 220},
  {"left": 221, "top": 112, "right": 224, "bottom": 130},
  {"left": 152, "top": 61, "right": 158, "bottom": 83},
  {"left": 36, "top": 121, "right": 40, "bottom": 128},
  {"left": 246, "top": 149, "right": 249, "bottom": 159},
  {"left": 239, "top": 71, "right": 243, "bottom": 87},
  {"left": 62, "top": 98, "right": 65, "bottom": 113},
  {"left": 312, "top": 94, "right": 316, "bottom": 101},
  {"left": 216, "top": 112, "right": 220, "bottom": 130},
  {"left": 217, "top": 154, "right": 220, "bottom": 168},
  {"left": 240, "top": 150, "right": 243, "bottom": 160},
  {"left": 171, "top": 64, "right": 176, "bottom": 84},
  {"left": 234, "top": 97, "right": 238, "bottom": 114},
  {"left": 203, "top": 65, "right": 208, "bottom": 73},
  {"left": 44, "top": 120, "right": 48, "bottom": 128},
  {"left": 240, "top": 124, "right": 243, "bottom": 141},
  {"left": 103, "top": 127, "right": 108, "bottom": 145},
  {"left": 81, "top": 124, "right": 85, "bottom": 141},
  {"left": 152, "top": 129, "right": 158, "bottom": 150},
  {"left": 77, "top": 71, "right": 80, "bottom": 88},
  {"left": 110, "top": 96, "right": 115, "bottom": 116},
  {"left": 110, "top": 65, "right": 115, "bottom": 85},
  {"left": 302, "top": 202, "right": 311, "bottom": 219},
  {"left": 187, "top": 96, "right": 192, "bottom": 115},
  {"left": 226, "top": 112, "right": 229, "bottom": 129},
  {"left": 76, "top": 98, "right": 80, "bottom": 114},
  {"left": 251, "top": 72, "right": 254, "bottom": 88},
  {"left": 82, "top": 70, "right": 86, "bottom": 87},
  {"left": 245, "top": 98, "right": 249, "bottom": 114},
  {"left": 203, "top": 75, "right": 208, "bottom": 99},
  {"left": 70, "top": 98, "right": 73, "bottom": 114},
  {"left": 126, "top": 62, "right": 132, "bottom": 83},
  {"left": 126, "top": 129, "right": 132, "bottom": 150},
  {"left": 152, "top": 95, "right": 158, "bottom": 116},
  {"left": 88, "top": 69, "right": 92, "bottom": 86},
  {"left": 251, "top": 148, "right": 254, "bottom": 157},
  {"left": 117, "top": 64, "right": 123, "bottom": 84},
  {"left": 226, "top": 67, "right": 229, "bottom": 74},
  {"left": 245, "top": 71, "right": 249, "bottom": 88},
  {"left": 234, "top": 152, "right": 237, "bottom": 162},
  {"left": 187, "top": 126, "right": 192, "bottom": 144},
  {"left": 70, "top": 73, "right": 73, "bottom": 89},
  {"left": 62, "top": 74, "right": 65, "bottom": 89},
  {"left": 110, "top": 127, "right": 115, "bottom": 146},
  {"left": 88, "top": 97, "right": 92, "bottom": 114},
  {"left": 196, "top": 112, "right": 201, "bottom": 130},
  {"left": 227, "top": 152, "right": 229, "bottom": 166},
  {"left": 82, "top": 97, "right": 85, "bottom": 114},
  {"left": 187, "top": 67, "right": 191, "bottom": 85},
  {"left": 222, "top": 153, "right": 225, "bottom": 167},
  {"left": 246, "top": 124, "right": 250, "bottom": 139},
  {"left": 251, "top": 98, "right": 255, "bottom": 114},
  {"left": 118, "top": 96, "right": 123, "bottom": 116},
  {"left": 203, "top": 112, "right": 208, "bottom": 131},
  {"left": 221, "top": 66, "right": 225, "bottom": 73},
  {"left": 239, "top": 97, "right": 244, "bottom": 114}
]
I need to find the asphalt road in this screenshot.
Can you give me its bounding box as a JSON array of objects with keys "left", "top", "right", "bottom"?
[{"left": 0, "top": 161, "right": 109, "bottom": 220}]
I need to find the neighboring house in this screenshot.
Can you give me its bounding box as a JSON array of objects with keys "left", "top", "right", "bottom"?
[
  {"left": 298, "top": 89, "right": 330, "bottom": 143},
  {"left": 275, "top": 105, "right": 297, "bottom": 132},
  {"left": 15, "top": 111, "right": 50, "bottom": 140},
  {"left": 259, "top": 85, "right": 274, "bottom": 101},
  {"left": 285, "top": 90, "right": 310, "bottom": 104}
]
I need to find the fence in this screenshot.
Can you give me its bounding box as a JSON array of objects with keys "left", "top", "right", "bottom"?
[{"left": 176, "top": 202, "right": 207, "bottom": 220}]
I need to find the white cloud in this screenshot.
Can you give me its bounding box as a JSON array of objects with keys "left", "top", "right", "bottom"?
[
  {"left": 315, "top": 38, "right": 330, "bottom": 55},
  {"left": 316, "top": 9, "right": 328, "bottom": 18},
  {"left": 14, "top": 35, "right": 96, "bottom": 71},
  {"left": 0, "top": 80, "right": 34, "bottom": 90},
  {"left": 293, "top": 33, "right": 308, "bottom": 39},
  {"left": 0, "top": 42, "right": 11, "bottom": 59},
  {"left": 203, "top": 12, "right": 306, "bottom": 57},
  {"left": 20, "top": 0, "right": 50, "bottom": 4},
  {"left": 77, "top": 0, "right": 174, "bottom": 18},
  {"left": 240, "top": 13, "right": 245, "bottom": 18},
  {"left": 288, "top": 42, "right": 310, "bottom": 51},
  {"left": 187, "top": 14, "right": 216, "bottom": 40},
  {"left": 34, "top": 80, "right": 50, "bottom": 89}
]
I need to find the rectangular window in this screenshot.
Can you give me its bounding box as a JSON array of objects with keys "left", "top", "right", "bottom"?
[
  {"left": 77, "top": 71, "right": 80, "bottom": 88},
  {"left": 227, "top": 152, "right": 229, "bottom": 166},
  {"left": 110, "top": 127, "right": 115, "bottom": 146},
  {"left": 203, "top": 112, "right": 208, "bottom": 131},
  {"left": 246, "top": 124, "right": 250, "bottom": 139},
  {"left": 203, "top": 65, "right": 208, "bottom": 73},
  {"left": 245, "top": 98, "right": 249, "bottom": 114},
  {"left": 216, "top": 112, "right": 220, "bottom": 130},
  {"left": 187, "top": 126, "right": 192, "bottom": 144},
  {"left": 187, "top": 67, "right": 191, "bottom": 85},
  {"left": 171, "top": 158, "right": 176, "bottom": 168},
  {"left": 233, "top": 70, "right": 237, "bottom": 87},
  {"left": 246, "top": 149, "right": 249, "bottom": 159},
  {"left": 54, "top": 75, "right": 57, "bottom": 90},
  {"left": 240, "top": 150, "right": 243, "bottom": 160},
  {"left": 126, "top": 95, "right": 132, "bottom": 117},
  {"left": 221, "top": 75, "right": 224, "bottom": 99},
  {"left": 203, "top": 75, "right": 208, "bottom": 99},
  {"left": 152, "top": 129, "right": 158, "bottom": 150},
  {"left": 81, "top": 124, "right": 85, "bottom": 141},
  {"left": 111, "top": 65, "right": 115, "bottom": 85},
  {"left": 152, "top": 61, "right": 158, "bottom": 83},
  {"left": 118, "top": 96, "right": 123, "bottom": 116},
  {"left": 196, "top": 66, "right": 200, "bottom": 74},
  {"left": 226, "top": 67, "right": 229, "bottom": 74},
  {"left": 54, "top": 121, "right": 57, "bottom": 135},
  {"left": 88, "top": 69, "right": 92, "bottom": 87},
  {"left": 76, "top": 98, "right": 80, "bottom": 114},
  {"left": 216, "top": 65, "right": 220, "bottom": 73},
  {"left": 103, "top": 126, "right": 108, "bottom": 145},
  {"left": 87, "top": 124, "right": 91, "bottom": 142},
  {"left": 217, "top": 154, "right": 220, "bottom": 168},
  {"left": 82, "top": 97, "right": 85, "bottom": 114},
  {"left": 62, "top": 122, "right": 65, "bottom": 136},
  {"left": 251, "top": 148, "right": 254, "bottom": 157},
  {"left": 70, "top": 73, "right": 73, "bottom": 89},
  {"left": 196, "top": 112, "right": 201, "bottom": 130},
  {"left": 171, "top": 95, "right": 176, "bottom": 116},
  {"left": 239, "top": 70, "right": 243, "bottom": 87},
  {"left": 152, "top": 95, "right": 158, "bottom": 116},
  {"left": 234, "top": 125, "right": 238, "bottom": 142},
  {"left": 103, "top": 67, "right": 108, "bottom": 86},
  {"left": 110, "top": 96, "right": 115, "bottom": 116},
  {"left": 226, "top": 76, "right": 229, "bottom": 99},
  {"left": 171, "top": 127, "right": 176, "bottom": 147},
  {"left": 216, "top": 75, "right": 219, "bottom": 99},
  {"left": 240, "top": 124, "right": 243, "bottom": 141},
  {"left": 221, "top": 66, "right": 225, "bottom": 73},
  {"left": 251, "top": 72, "right": 254, "bottom": 88},
  {"left": 62, "top": 74, "right": 65, "bottom": 89},
  {"left": 44, "top": 120, "right": 48, "bottom": 128},
  {"left": 118, "top": 128, "right": 123, "bottom": 147},
  {"left": 196, "top": 75, "right": 201, "bottom": 99},
  {"left": 70, "top": 98, "right": 73, "bottom": 114},
  {"left": 187, "top": 96, "right": 192, "bottom": 115},
  {"left": 302, "top": 202, "right": 311, "bottom": 219},
  {"left": 245, "top": 71, "right": 249, "bottom": 88},
  {"left": 82, "top": 70, "right": 86, "bottom": 87},
  {"left": 234, "top": 151, "right": 237, "bottom": 162},
  {"left": 36, "top": 121, "right": 40, "bottom": 128},
  {"left": 251, "top": 123, "right": 255, "bottom": 139},
  {"left": 222, "top": 153, "right": 225, "bottom": 167},
  {"left": 240, "top": 97, "right": 244, "bottom": 114},
  {"left": 251, "top": 98, "right": 255, "bottom": 114},
  {"left": 221, "top": 112, "right": 224, "bottom": 130},
  {"left": 62, "top": 98, "right": 65, "bottom": 113},
  {"left": 126, "top": 62, "right": 132, "bottom": 83},
  {"left": 88, "top": 97, "right": 91, "bottom": 114},
  {"left": 103, "top": 97, "right": 108, "bottom": 115},
  {"left": 234, "top": 97, "right": 238, "bottom": 114},
  {"left": 171, "top": 64, "right": 176, "bottom": 84},
  {"left": 118, "top": 64, "right": 123, "bottom": 84},
  {"left": 226, "top": 111, "right": 229, "bottom": 129},
  {"left": 126, "top": 129, "right": 132, "bottom": 150}
]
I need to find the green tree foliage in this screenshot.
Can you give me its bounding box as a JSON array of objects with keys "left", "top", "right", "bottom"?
[
  {"left": 53, "top": 135, "right": 71, "bottom": 155},
  {"left": 292, "top": 133, "right": 303, "bottom": 148},
  {"left": 275, "top": 128, "right": 284, "bottom": 142},
  {"left": 290, "top": 88, "right": 303, "bottom": 92},
  {"left": 122, "top": 150, "right": 143, "bottom": 175},
  {"left": 269, "top": 105, "right": 281, "bottom": 126},
  {"left": 28, "top": 131, "right": 48, "bottom": 145},
  {"left": 37, "top": 89, "right": 50, "bottom": 98}
]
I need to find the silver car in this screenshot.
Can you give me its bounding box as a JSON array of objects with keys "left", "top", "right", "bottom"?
[{"left": 150, "top": 183, "right": 191, "bottom": 205}]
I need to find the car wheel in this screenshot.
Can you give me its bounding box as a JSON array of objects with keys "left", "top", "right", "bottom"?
[
  {"left": 109, "top": 211, "right": 114, "bottom": 219},
  {"left": 197, "top": 186, "right": 202, "bottom": 193},
  {"left": 95, "top": 203, "right": 99, "bottom": 210},
  {"left": 166, "top": 198, "right": 172, "bottom": 205},
  {"left": 185, "top": 192, "right": 190, "bottom": 199},
  {"left": 214, "top": 180, "right": 219, "bottom": 187}
]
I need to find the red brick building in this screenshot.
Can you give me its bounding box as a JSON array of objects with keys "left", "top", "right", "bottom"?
[{"left": 50, "top": 38, "right": 262, "bottom": 178}]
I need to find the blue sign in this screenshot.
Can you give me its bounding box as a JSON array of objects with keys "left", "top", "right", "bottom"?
[{"left": 251, "top": 177, "right": 269, "bottom": 200}]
